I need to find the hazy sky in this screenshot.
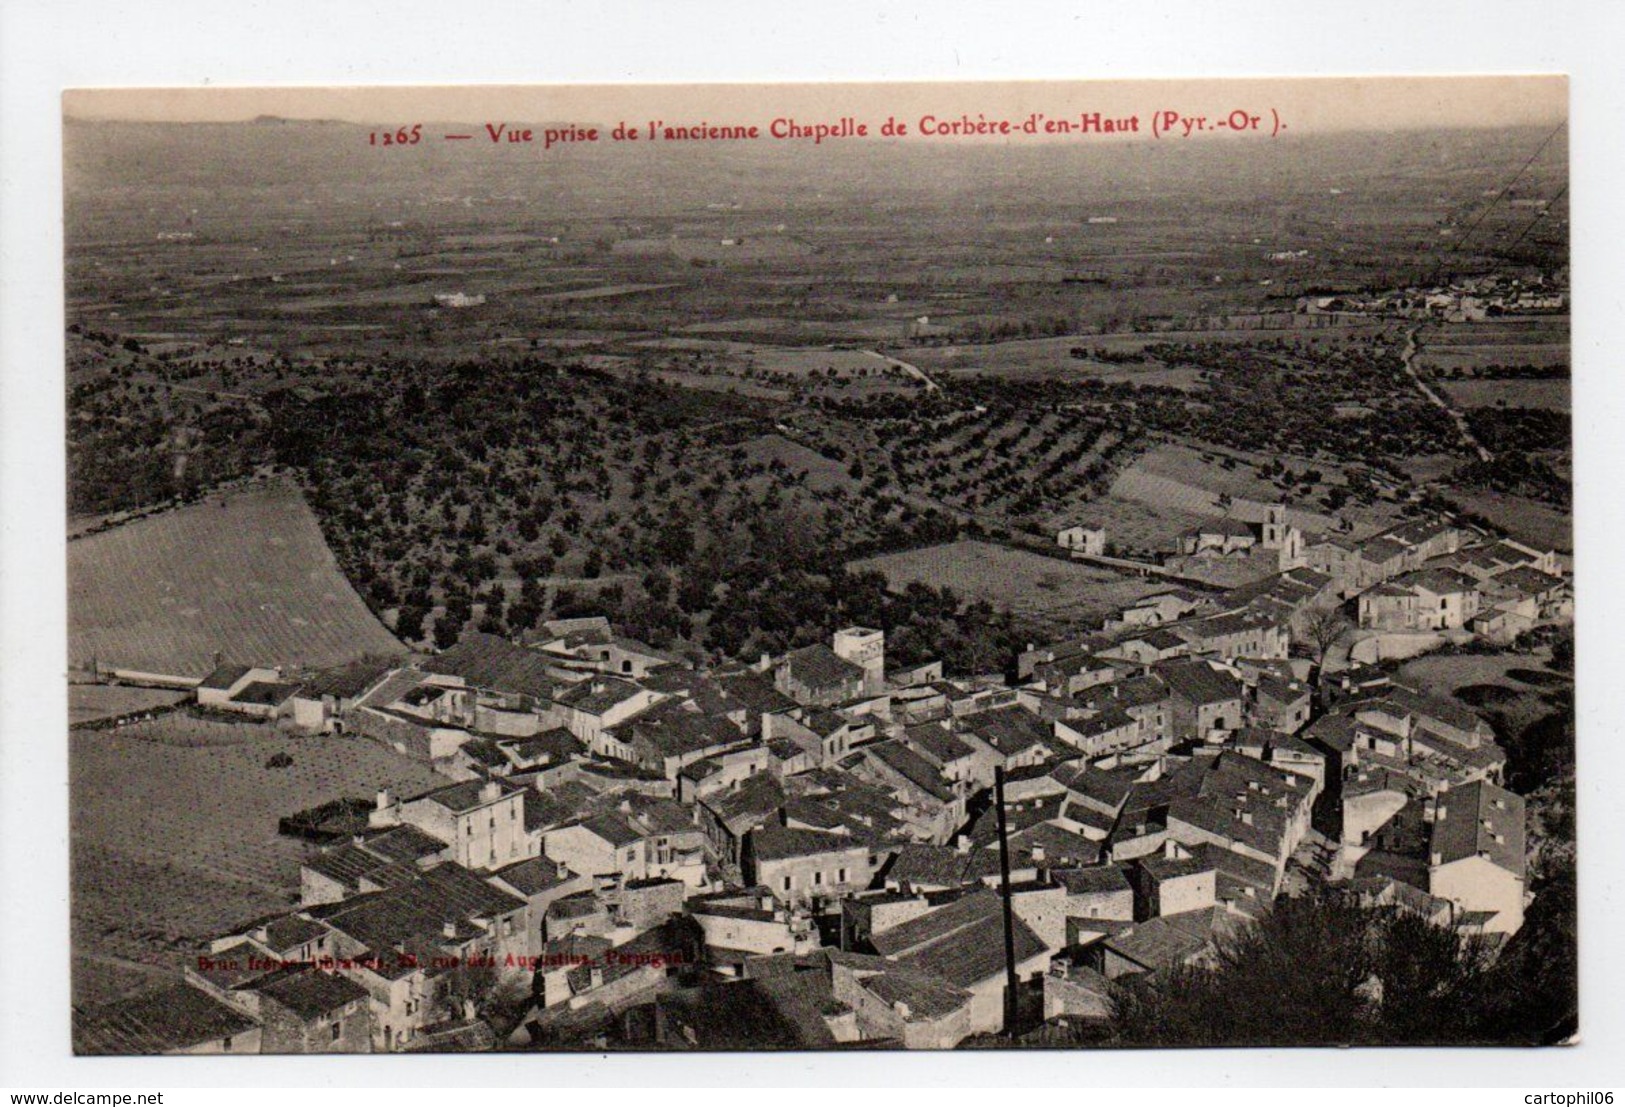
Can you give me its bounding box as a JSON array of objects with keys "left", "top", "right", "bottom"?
[{"left": 64, "top": 76, "right": 1566, "bottom": 136}]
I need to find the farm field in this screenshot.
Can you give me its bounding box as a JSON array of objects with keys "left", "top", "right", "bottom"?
[
  {"left": 68, "top": 478, "right": 406, "bottom": 680},
  {"left": 1446, "top": 488, "right": 1572, "bottom": 553},
  {"left": 848, "top": 539, "right": 1166, "bottom": 626},
  {"left": 1439, "top": 379, "right": 1570, "bottom": 411},
  {"left": 1045, "top": 494, "right": 1212, "bottom": 557},
  {"left": 1397, "top": 653, "right": 1556, "bottom": 700},
  {"left": 906, "top": 335, "right": 1203, "bottom": 389},
  {"left": 71, "top": 715, "right": 448, "bottom": 1003},
  {"left": 905, "top": 323, "right": 1390, "bottom": 383},
  {"left": 1108, "top": 443, "right": 1411, "bottom": 543},
  {"left": 69, "top": 684, "right": 187, "bottom": 725}
]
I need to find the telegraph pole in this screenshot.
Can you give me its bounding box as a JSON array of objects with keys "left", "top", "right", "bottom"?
[{"left": 994, "top": 764, "right": 1020, "bottom": 1037}]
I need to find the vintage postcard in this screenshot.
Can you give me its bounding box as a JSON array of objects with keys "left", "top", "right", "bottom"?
[{"left": 62, "top": 77, "right": 1572, "bottom": 1054}]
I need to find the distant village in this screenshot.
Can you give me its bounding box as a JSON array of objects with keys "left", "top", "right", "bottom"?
[
  {"left": 1299, "top": 271, "right": 1568, "bottom": 323},
  {"left": 74, "top": 499, "right": 1572, "bottom": 1054}
]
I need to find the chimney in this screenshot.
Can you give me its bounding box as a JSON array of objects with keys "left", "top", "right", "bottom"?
[
  {"left": 955, "top": 834, "right": 970, "bottom": 854},
  {"left": 589, "top": 966, "right": 604, "bottom": 989},
  {"left": 376, "top": 788, "right": 393, "bottom": 811},
  {"left": 760, "top": 893, "right": 775, "bottom": 912},
  {"left": 619, "top": 798, "right": 633, "bottom": 815},
  {"left": 479, "top": 780, "right": 501, "bottom": 804},
  {"left": 893, "top": 1000, "right": 912, "bottom": 1020},
  {"left": 442, "top": 920, "right": 458, "bottom": 940}
]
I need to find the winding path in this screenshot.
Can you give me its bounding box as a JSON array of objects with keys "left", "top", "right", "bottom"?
[
  {"left": 1399, "top": 326, "right": 1493, "bottom": 463},
  {"left": 862, "top": 348, "right": 940, "bottom": 393}
]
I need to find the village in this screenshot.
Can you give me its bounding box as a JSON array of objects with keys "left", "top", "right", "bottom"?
[{"left": 72, "top": 493, "right": 1573, "bottom": 1054}]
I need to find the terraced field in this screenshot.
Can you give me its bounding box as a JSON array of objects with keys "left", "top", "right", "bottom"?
[
  {"left": 69, "top": 478, "right": 406, "bottom": 680},
  {"left": 71, "top": 715, "right": 447, "bottom": 1002}
]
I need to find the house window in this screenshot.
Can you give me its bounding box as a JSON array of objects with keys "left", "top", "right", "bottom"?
[
  {"left": 782, "top": 876, "right": 792, "bottom": 891},
  {"left": 332, "top": 1020, "right": 343, "bottom": 1042},
  {"left": 223, "top": 1036, "right": 232, "bottom": 1052},
  {"left": 466, "top": 824, "right": 473, "bottom": 837},
  {"left": 814, "top": 871, "right": 824, "bottom": 885},
  {"left": 838, "top": 868, "right": 847, "bottom": 883}
]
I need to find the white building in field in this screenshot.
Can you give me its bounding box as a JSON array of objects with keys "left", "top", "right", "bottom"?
[{"left": 1057, "top": 526, "right": 1106, "bottom": 556}]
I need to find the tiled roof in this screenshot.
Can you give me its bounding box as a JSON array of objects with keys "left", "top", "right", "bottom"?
[
  {"left": 501, "top": 728, "right": 584, "bottom": 767},
  {"left": 894, "top": 911, "right": 1048, "bottom": 990},
  {"left": 751, "top": 824, "right": 866, "bottom": 863},
  {"left": 1055, "top": 865, "right": 1132, "bottom": 897},
  {"left": 1431, "top": 780, "right": 1526, "bottom": 876},
  {"left": 231, "top": 680, "right": 303, "bottom": 707},
  {"left": 871, "top": 889, "right": 1001, "bottom": 957},
  {"left": 630, "top": 707, "right": 742, "bottom": 757},
  {"left": 74, "top": 984, "right": 259, "bottom": 1055},
  {"left": 1393, "top": 568, "right": 1478, "bottom": 595},
  {"left": 187, "top": 940, "right": 279, "bottom": 992},
  {"left": 701, "top": 773, "right": 785, "bottom": 831},
  {"left": 1004, "top": 821, "right": 1101, "bottom": 867},
  {"left": 577, "top": 811, "right": 644, "bottom": 848},
  {"left": 885, "top": 843, "right": 977, "bottom": 889},
  {"left": 555, "top": 676, "right": 648, "bottom": 716},
  {"left": 1155, "top": 659, "right": 1242, "bottom": 706},
  {"left": 315, "top": 862, "right": 526, "bottom": 952},
  {"left": 858, "top": 967, "right": 972, "bottom": 1021},
  {"left": 417, "top": 777, "right": 521, "bottom": 814},
  {"left": 864, "top": 740, "right": 956, "bottom": 802},
  {"left": 1361, "top": 537, "right": 1410, "bottom": 564},
  {"left": 902, "top": 724, "right": 975, "bottom": 766},
  {"left": 491, "top": 856, "right": 575, "bottom": 896},
  {"left": 356, "top": 669, "right": 430, "bottom": 711},
  {"left": 199, "top": 663, "right": 253, "bottom": 692},
  {"left": 963, "top": 706, "right": 1052, "bottom": 757},
  {"left": 1491, "top": 566, "right": 1566, "bottom": 595},
  {"left": 298, "top": 658, "right": 396, "bottom": 700},
  {"left": 304, "top": 844, "right": 390, "bottom": 889},
  {"left": 1138, "top": 852, "right": 1214, "bottom": 883},
  {"left": 781, "top": 644, "right": 865, "bottom": 691},
  {"left": 1102, "top": 907, "right": 1225, "bottom": 971},
  {"left": 422, "top": 632, "right": 555, "bottom": 700},
  {"left": 249, "top": 967, "right": 369, "bottom": 1021},
  {"left": 260, "top": 914, "right": 327, "bottom": 953},
  {"left": 714, "top": 670, "right": 802, "bottom": 715},
  {"left": 1189, "top": 517, "right": 1258, "bottom": 538}
]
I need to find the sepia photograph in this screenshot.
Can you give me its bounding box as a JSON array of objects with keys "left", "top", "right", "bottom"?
[{"left": 55, "top": 75, "right": 1575, "bottom": 1057}]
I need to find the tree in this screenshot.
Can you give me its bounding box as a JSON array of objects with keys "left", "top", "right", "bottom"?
[
  {"left": 1300, "top": 602, "right": 1353, "bottom": 675},
  {"left": 1110, "top": 891, "right": 1501, "bottom": 1048}
]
